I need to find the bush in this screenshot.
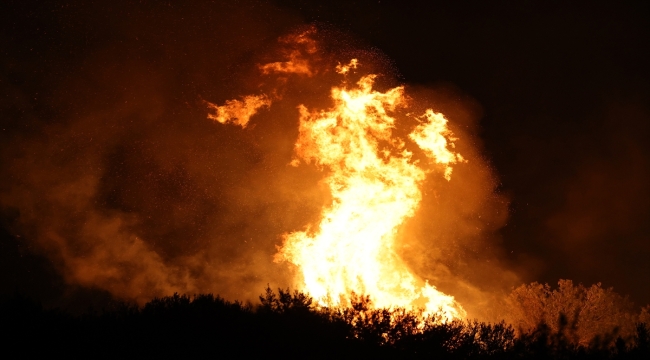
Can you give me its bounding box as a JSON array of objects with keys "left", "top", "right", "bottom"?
[
  {"left": 1, "top": 285, "right": 648, "bottom": 359},
  {"left": 508, "top": 279, "right": 637, "bottom": 345}
]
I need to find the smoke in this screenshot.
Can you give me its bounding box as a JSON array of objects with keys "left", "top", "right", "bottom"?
[
  {"left": 0, "top": 1, "right": 307, "bottom": 304},
  {"left": 1, "top": 1, "right": 518, "bottom": 317},
  {"left": 543, "top": 101, "right": 650, "bottom": 303}
]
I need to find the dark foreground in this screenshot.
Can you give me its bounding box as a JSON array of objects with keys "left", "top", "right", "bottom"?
[{"left": 1, "top": 288, "right": 648, "bottom": 359}]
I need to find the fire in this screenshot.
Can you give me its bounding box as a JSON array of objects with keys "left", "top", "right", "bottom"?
[
  {"left": 207, "top": 32, "right": 466, "bottom": 321},
  {"left": 259, "top": 29, "right": 318, "bottom": 76},
  {"left": 206, "top": 95, "right": 271, "bottom": 128}
]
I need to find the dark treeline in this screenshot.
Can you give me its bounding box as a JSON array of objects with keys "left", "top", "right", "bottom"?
[{"left": 1, "top": 287, "right": 648, "bottom": 359}]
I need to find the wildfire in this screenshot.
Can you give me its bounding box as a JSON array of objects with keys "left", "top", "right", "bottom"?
[{"left": 207, "top": 31, "right": 466, "bottom": 321}]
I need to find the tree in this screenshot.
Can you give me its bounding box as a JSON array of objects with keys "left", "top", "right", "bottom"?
[
  {"left": 640, "top": 305, "right": 650, "bottom": 325},
  {"left": 508, "top": 279, "right": 636, "bottom": 345}
]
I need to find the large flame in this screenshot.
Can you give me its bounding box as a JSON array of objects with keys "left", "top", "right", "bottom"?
[
  {"left": 207, "top": 33, "right": 466, "bottom": 320},
  {"left": 277, "top": 65, "right": 465, "bottom": 320}
]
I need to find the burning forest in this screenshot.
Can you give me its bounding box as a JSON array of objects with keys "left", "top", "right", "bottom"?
[{"left": 1, "top": 1, "right": 649, "bottom": 358}]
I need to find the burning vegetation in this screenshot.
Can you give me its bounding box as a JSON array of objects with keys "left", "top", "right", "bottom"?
[{"left": 2, "top": 7, "right": 649, "bottom": 357}]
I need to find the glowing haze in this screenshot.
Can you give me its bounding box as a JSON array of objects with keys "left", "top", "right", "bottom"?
[
  {"left": 1, "top": 19, "right": 515, "bottom": 317},
  {"left": 208, "top": 29, "right": 466, "bottom": 319}
]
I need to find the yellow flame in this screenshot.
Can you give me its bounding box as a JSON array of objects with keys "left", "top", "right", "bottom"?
[
  {"left": 410, "top": 109, "right": 467, "bottom": 180},
  {"left": 275, "top": 65, "right": 465, "bottom": 320},
  {"left": 336, "top": 59, "right": 359, "bottom": 75}
]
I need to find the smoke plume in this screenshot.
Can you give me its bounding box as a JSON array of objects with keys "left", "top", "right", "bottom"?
[{"left": 1, "top": 1, "right": 517, "bottom": 318}]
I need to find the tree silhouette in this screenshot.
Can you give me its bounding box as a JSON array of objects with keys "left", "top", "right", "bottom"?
[{"left": 1, "top": 284, "right": 649, "bottom": 359}]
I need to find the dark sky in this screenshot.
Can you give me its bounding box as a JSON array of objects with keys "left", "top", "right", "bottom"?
[{"left": 1, "top": 0, "right": 649, "bottom": 311}]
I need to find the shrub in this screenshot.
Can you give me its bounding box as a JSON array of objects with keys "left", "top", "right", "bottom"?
[{"left": 508, "top": 279, "right": 637, "bottom": 345}]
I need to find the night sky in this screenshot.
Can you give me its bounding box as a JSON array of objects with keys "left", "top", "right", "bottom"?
[{"left": 1, "top": 0, "right": 649, "bottom": 313}]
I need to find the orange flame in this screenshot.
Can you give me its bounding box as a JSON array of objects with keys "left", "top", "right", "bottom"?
[
  {"left": 259, "top": 29, "right": 317, "bottom": 76},
  {"left": 206, "top": 95, "right": 271, "bottom": 128},
  {"left": 208, "top": 32, "right": 466, "bottom": 320}
]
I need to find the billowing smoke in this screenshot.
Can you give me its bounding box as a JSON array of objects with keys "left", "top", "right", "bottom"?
[{"left": 1, "top": 2, "right": 517, "bottom": 319}]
